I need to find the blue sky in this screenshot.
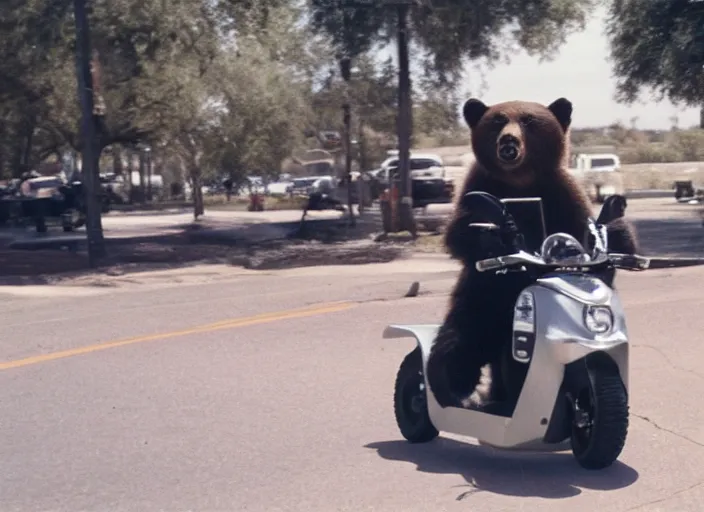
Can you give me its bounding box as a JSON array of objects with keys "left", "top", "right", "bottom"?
[{"left": 381, "top": 5, "right": 700, "bottom": 130}]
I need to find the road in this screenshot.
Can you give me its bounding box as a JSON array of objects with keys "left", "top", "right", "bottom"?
[{"left": 1, "top": 254, "right": 704, "bottom": 512}]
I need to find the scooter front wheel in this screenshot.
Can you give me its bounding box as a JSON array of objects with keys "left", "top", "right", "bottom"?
[
  {"left": 394, "top": 348, "right": 438, "bottom": 443},
  {"left": 570, "top": 366, "right": 628, "bottom": 470}
]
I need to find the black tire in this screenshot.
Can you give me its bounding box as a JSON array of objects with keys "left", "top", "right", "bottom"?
[
  {"left": 570, "top": 366, "right": 628, "bottom": 470},
  {"left": 393, "top": 347, "right": 438, "bottom": 443}
]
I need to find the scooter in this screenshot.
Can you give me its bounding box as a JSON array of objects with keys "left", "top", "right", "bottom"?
[{"left": 385, "top": 193, "right": 650, "bottom": 470}]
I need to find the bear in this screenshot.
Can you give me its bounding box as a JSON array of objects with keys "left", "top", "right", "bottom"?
[{"left": 426, "top": 97, "right": 638, "bottom": 410}]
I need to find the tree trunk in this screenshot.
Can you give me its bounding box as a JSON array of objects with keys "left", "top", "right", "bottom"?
[
  {"left": 358, "top": 118, "right": 368, "bottom": 172},
  {"left": 191, "top": 169, "right": 204, "bottom": 219},
  {"left": 700, "top": 105, "right": 704, "bottom": 129},
  {"left": 146, "top": 151, "right": 153, "bottom": 201},
  {"left": 396, "top": 3, "right": 416, "bottom": 236},
  {"left": 342, "top": 102, "right": 355, "bottom": 225},
  {"left": 10, "top": 144, "right": 24, "bottom": 177},
  {"left": 73, "top": 0, "right": 105, "bottom": 266},
  {"left": 126, "top": 148, "right": 136, "bottom": 202},
  {"left": 138, "top": 151, "right": 146, "bottom": 203},
  {"left": 21, "top": 116, "right": 36, "bottom": 170},
  {"left": 112, "top": 145, "right": 124, "bottom": 175}
]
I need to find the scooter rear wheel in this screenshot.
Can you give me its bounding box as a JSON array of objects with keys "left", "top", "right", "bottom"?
[
  {"left": 570, "top": 366, "right": 628, "bottom": 470},
  {"left": 394, "top": 348, "right": 439, "bottom": 443}
]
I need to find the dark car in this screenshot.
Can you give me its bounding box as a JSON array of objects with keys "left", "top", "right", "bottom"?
[
  {"left": 376, "top": 154, "right": 455, "bottom": 208},
  {"left": 0, "top": 176, "right": 96, "bottom": 233}
]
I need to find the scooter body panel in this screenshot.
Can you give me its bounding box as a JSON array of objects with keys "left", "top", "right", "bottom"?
[{"left": 383, "top": 273, "right": 629, "bottom": 450}]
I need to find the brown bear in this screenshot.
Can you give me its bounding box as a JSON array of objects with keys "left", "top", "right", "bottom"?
[{"left": 426, "top": 97, "right": 638, "bottom": 411}]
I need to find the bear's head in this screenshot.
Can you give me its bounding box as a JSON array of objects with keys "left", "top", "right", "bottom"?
[{"left": 462, "top": 98, "right": 572, "bottom": 188}]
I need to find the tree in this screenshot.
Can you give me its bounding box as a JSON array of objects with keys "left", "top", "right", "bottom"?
[
  {"left": 411, "top": 1, "right": 596, "bottom": 83},
  {"left": 309, "top": 0, "right": 595, "bottom": 233},
  {"left": 152, "top": 20, "right": 313, "bottom": 218},
  {"left": 0, "top": 0, "right": 302, "bottom": 264},
  {"left": 605, "top": 0, "right": 704, "bottom": 127}
]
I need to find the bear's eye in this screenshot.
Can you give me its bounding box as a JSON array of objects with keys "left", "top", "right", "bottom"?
[
  {"left": 490, "top": 115, "right": 508, "bottom": 128},
  {"left": 520, "top": 115, "right": 536, "bottom": 127}
]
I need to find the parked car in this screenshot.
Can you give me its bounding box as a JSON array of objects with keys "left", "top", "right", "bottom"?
[
  {"left": 372, "top": 152, "right": 455, "bottom": 207},
  {"left": 0, "top": 174, "right": 110, "bottom": 233}
]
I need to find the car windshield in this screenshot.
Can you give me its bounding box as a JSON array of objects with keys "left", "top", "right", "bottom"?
[
  {"left": 590, "top": 158, "right": 616, "bottom": 168},
  {"left": 384, "top": 158, "right": 441, "bottom": 170},
  {"left": 293, "top": 178, "right": 318, "bottom": 187},
  {"left": 410, "top": 158, "right": 441, "bottom": 170}
]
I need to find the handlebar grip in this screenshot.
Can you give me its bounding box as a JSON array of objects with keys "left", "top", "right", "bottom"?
[
  {"left": 609, "top": 253, "right": 650, "bottom": 270},
  {"left": 469, "top": 222, "right": 500, "bottom": 230},
  {"left": 475, "top": 257, "right": 505, "bottom": 272}
]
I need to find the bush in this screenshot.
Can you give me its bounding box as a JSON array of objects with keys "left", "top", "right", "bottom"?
[
  {"left": 619, "top": 143, "right": 683, "bottom": 164},
  {"left": 203, "top": 193, "right": 307, "bottom": 211}
]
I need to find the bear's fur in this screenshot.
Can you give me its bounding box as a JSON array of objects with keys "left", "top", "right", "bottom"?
[{"left": 426, "top": 98, "right": 638, "bottom": 410}]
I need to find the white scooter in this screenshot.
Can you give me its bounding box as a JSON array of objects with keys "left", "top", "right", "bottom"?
[{"left": 385, "top": 213, "right": 649, "bottom": 470}]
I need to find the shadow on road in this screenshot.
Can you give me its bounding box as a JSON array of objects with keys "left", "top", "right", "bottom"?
[
  {"left": 1, "top": 204, "right": 702, "bottom": 282},
  {"left": 365, "top": 438, "right": 639, "bottom": 500},
  {"left": 0, "top": 214, "right": 408, "bottom": 282}
]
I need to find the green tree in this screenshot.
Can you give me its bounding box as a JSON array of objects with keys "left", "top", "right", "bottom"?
[
  {"left": 154, "top": 25, "right": 313, "bottom": 218},
  {"left": 309, "top": 0, "right": 594, "bottom": 232},
  {"left": 605, "top": 0, "right": 704, "bottom": 126}
]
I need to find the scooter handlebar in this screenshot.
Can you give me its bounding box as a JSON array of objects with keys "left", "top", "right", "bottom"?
[
  {"left": 475, "top": 251, "right": 651, "bottom": 273},
  {"left": 475, "top": 252, "right": 551, "bottom": 272}
]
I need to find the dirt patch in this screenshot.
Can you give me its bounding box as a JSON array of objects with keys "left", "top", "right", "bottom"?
[
  {"left": 0, "top": 249, "right": 91, "bottom": 284},
  {"left": 0, "top": 219, "right": 413, "bottom": 285},
  {"left": 234, "top": 241, "right": 410, "bottom": 270},
  {"left": 1, "top": 199, "right": 702, "bottom": 285}
]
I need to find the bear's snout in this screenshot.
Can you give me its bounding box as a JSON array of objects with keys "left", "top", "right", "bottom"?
[{"left": 497, "top": 133, "right": 522, "bottom": 163}]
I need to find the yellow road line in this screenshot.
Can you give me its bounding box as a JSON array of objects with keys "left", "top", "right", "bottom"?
[{"left": 0, "top": 301, "right": 355, "bottom": 371}]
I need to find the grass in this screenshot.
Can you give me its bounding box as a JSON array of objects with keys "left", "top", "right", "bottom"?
[
  {"left": 203, "top": 194, "right": 307, "bottom": 211},
  {"left": 413, "top": 232, "right": 446, "bottom": 253},
  {"left": 444, "top": 163, "right": 704, "bottom": 192},
  {"left": 620, "top": 167, "right": 704, "bottom": 190}
]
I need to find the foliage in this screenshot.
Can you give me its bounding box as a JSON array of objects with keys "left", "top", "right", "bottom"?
[
  {"left": 568, "top": 125, "right": 704, "bottom": 165},
  {"left": 605, "top": 0, "right": 704, "bottom": 108},
  {"left": 6, "top": 0, "right": 701, "bottom": 187},
  {"left": 0, "top": 0, "right": 317, "bottom": 180},
  {"left": 411, "top": 0, "right": 596, "bottom": 83},
  {"left": 309, "top": 0, "right": 595, "bottom": 83}
]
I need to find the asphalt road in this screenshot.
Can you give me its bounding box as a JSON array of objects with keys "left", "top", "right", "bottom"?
[{"left": 1, "top": 255, "right": 704, "bottom": 512}]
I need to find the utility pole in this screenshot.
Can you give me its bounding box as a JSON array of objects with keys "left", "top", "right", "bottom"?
[
  {"left": 339, "top": 0, "right": 418, "bottom": 234},
  {"left": 340, "top": 55, "right": 355, "bottom": 226},
  {"left": 73, "top": 0, "right": 106, "bottom": 265},
  {"left": 395, "top": 1, "right": 416, "bottom": 236}
]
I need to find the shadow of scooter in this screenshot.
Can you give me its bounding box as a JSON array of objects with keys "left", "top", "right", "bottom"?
[{"left": 365, "top": 438, "right": 639, "bottom": 501}]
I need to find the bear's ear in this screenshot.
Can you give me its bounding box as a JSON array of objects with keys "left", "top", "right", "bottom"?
[
  {"left": 463, "top": 99, "right": 489, "bottom": 129},
  {"left": 548, "top": 98, "right": 573, "bottom": 131}
]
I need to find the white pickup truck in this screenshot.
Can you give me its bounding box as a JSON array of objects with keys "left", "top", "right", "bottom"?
[{"left": 569, "top": 153, "right": 625, "bottom": 203}]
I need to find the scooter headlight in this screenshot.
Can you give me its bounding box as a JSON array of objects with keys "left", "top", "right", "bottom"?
[
  {"left": 584, "top": 305, "right": 613, "bottom": 334},
  {"left": 513, "top": 291, "right": 535, "bottom": 333},
  {"left": 512, "top": 291, "right": 535, "bottom": 363}
]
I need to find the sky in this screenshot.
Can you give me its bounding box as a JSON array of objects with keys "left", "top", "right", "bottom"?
[{"left": 383, "top": 5, "right": 701, "bottom": 130}]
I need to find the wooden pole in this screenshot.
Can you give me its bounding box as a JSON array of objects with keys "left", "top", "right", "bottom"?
[{"left": 73, "top": 0, "right": 106, "bottom": 265}]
